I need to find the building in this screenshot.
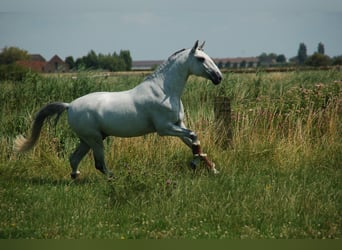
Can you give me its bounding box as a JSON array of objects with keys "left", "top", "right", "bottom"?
[
  {"left": 213, "top": 57, "right": 259, "bottom": 68},
  {"left": 16, "top": 54, "right": 69, "bottom": 73},
  {"left": 132, "top": 60, "right": 164, "bottom": 70},
  {"left": 131, "top": 57, "right": 259, "bottom": 70},
  {"left": 44, "top": 55, "right": 69, "bottom": 73}
]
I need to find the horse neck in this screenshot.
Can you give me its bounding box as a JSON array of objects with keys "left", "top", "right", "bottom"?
[{"left": 151, "top": 54, "right": 190, "bottom": 98}]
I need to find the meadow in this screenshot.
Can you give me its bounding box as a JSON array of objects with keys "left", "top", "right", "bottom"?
[{"left": 0, "top": 69, "right": 341, "bottom": 239}]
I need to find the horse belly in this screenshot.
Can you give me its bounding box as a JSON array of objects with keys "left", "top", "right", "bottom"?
[
  {"left": 100, "top": 112, "right": 156, "bottom": 137},
  {"left": 68, "top": 91, "right": 156, "bottom": 138}
]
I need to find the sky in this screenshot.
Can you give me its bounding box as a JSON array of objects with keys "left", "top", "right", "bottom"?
[{"left": 1, "top": 0, "right": 342, "bottom": 61}]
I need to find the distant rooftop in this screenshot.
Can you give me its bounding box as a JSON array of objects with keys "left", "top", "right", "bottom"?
[
  {"left": 29, "top": 54, "right": 46, "bottom": 62},
  {"left": 132, "top": 60, "right": 164, "bottom": 70}
]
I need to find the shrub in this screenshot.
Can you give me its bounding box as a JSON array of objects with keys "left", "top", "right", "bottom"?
[{"left": 0, "top": 63, "right": 32, "bottom": 82}]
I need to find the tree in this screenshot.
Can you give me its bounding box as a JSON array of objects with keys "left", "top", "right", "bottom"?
[
  {"left": 297, "top": 43, "right": 307, "bottom": 65},
  {"left": 74, "top": 58, "right": 85, "bottom": 69},
  {"left": 306, "top": 53, "right": 331, "bottom": 67},
  {"left": 84, "top": 50, "right": 98, "bottom": 69},
  {"left": 74, "top": 49, "right": 132, "bottom": 71},
  {"left": 65, "top": 56, "right": 75, "bottom": 69},
  {"left": 258, "top": 53, "right": 268, "bottom": 63},
  {"left": 258, "top": 52, "right": 277, "bottom": 66},
  {"left": 0, "top": 46, "right": 29, "bottom": 64},
  {"left": 317, "top": 42, "right": 325, "bottom": 55},
  {"left": 119, "top": 50, "right": 132, "bottom": 71},
  {"left": 332, "top": 55, "right": 342, "bottom": 65},
  {"left": 276, "top": 54, "right": 286, "bottom": 64},
  {"left": 0, "top": 47, "right": 31, "bottom": 81}
]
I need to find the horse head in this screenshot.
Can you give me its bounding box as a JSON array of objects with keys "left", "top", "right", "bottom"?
[{"left": 188, "top": 40, "right": 223, "bottom": 85}]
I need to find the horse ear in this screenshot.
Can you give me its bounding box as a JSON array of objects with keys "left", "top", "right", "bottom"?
[
  {"left": 191, "top": 40, "right": 199, "bottom": 53},
  {"left": 199, "top": 41, "right": 205, "bottom": 50}
]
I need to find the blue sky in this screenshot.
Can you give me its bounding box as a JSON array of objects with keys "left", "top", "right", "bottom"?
[{"left": 1, "top": 0, "right": 341, "bottom": 60}]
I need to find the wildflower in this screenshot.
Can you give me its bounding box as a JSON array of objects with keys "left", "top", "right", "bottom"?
[
  {"left": 265, "top": 184, "right": 272, "bottom": 192},
  {"left": 166, "top": 179, "right": 177, "bottom": 188}
]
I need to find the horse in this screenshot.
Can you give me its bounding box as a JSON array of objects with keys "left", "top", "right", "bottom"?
[{"left": 14, "top": 40, "right": 223, "bottom": 179}]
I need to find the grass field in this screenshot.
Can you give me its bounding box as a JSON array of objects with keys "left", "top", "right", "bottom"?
[{"left": 0, "top": 70, "right": 341, "bottom": 239}]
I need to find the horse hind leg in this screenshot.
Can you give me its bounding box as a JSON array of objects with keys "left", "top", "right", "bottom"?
[
  {"left": 92, "top": 145, "right": 113, "bottom": 178},
  {"left": 83, "top": 135, "right": 113, "bottom": 178},
  {"left": 69, "top": 140, "right": 90, "bottom": 179}
]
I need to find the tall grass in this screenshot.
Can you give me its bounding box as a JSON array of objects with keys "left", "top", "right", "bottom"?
[{"left": 0, "top": 70, "right": 341, "bottom": 238}]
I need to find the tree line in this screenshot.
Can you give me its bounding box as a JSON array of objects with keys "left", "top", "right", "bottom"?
[
  {"left": 258, "top": 42, "right": 342, "bottom": 67},
  {"left": 293, "top": 42, "right": 342, "bottom": 66},
  {"left": 1, "top": 43, "right": 341, "bottom": 81},
  {"left": 65, "top": 50, "right": 132, "bottom": 71},
  {"left": 0, "top": 47, "right": 133, "bottom": 81}
]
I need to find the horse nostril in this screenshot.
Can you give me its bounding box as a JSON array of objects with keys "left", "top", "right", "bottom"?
[{"left": 216, "top": 72, "right": 222, "bottom": 83}]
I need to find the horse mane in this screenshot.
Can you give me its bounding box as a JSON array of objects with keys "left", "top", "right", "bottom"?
[
  {"left": 145, "top": 48, "right": 188, "bottom": 81},
  {"left": 169, "top": 48, "right": 186, "bottom": 58}
]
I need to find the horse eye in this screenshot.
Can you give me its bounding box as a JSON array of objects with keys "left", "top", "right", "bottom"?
[{"left": 197, "top": 57, "right": 205, "bottom": 62}]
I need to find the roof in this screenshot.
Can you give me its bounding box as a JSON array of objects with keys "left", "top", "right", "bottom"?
[
  {"left": 29, "top": 54, "right": 46, "bottom": 62},
  {"left": 132, "top": 60, "right": 164, "bottom": 70},
  {"left": 48, "top": 55, "right": 64, "bottom": 63}
]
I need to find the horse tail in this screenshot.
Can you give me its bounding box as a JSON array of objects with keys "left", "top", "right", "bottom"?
[{"left": 14, "top": 102, "right": 69, "bottom": 152}]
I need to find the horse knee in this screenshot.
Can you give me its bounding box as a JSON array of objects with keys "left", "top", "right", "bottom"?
[{"left": 189, "top": 131, "right": 198, "bottom": 142}]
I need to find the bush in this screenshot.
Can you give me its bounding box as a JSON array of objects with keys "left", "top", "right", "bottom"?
[
  {"left": 332, "top": 55, "right": 342, "bottom": 65},
  {"left": 305, "top": 53, "right": 331, "bottom": 67},
  {"left": 0, "top": 64, "right": 33, "bottom": 82}
]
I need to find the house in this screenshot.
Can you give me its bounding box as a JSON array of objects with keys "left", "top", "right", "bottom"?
[
  {"left": 16, "top": 60, "right": 46, "bottom": 72},
  {"left": 16, "top": 54, "right": 69, "bottom": 73},
  {"left": 44, "top": 55, "right": 69, "bottom": 73},
  {"left": 132, "top": 60, "right": 164, "bottom": 70},
  {"left": 16, "top": 54, "right": 46, "bottom": 72}
]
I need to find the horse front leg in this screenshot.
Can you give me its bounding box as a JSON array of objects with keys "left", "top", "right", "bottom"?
[
  {"left": 159, "top": 122, "right": 219, "bottom": 174},
  {"left": 190, "top": 141, "right": 219, "bottom": 174}
]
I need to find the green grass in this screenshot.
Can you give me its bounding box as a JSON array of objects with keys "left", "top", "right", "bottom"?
[{"left": 0, "top": 70, "right": 341, "bottom": 239}]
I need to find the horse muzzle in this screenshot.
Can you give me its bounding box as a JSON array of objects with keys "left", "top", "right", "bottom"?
[{"left": 210, "top": 71, "right": 222, "bottom": 85}]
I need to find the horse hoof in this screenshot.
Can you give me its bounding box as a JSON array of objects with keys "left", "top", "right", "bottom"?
[
  {"left": 190, "top": 161, "right": 197, "bottom": 170},
  {"left": 107, "top": 171, "right": 114, "bottom": 180},
  {"left": 212, "top": 167, "right": 220, "bottom": 175},
  {"left": 70, "top": 171, "right": 80, "bottom": 179},
  {"left": 190, "top": 157, "right": 201, "bottom": 170}
]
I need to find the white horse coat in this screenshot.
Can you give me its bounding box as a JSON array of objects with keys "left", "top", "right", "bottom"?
[{"left": 15, "top": 41, "right": 222, "bottom": 178}]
